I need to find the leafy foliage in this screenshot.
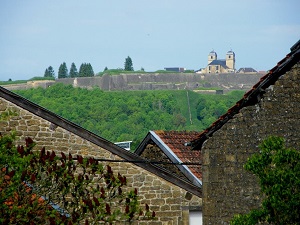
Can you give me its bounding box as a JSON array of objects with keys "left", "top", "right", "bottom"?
[
  {"left": 79, "top": 63, "right": 94, "bottom": 77},
  {"left": 58, "top": 62, "right": 68, "bottom": 79},
  {"left": 44, "top": 66, "right": 55, "bottom": 78},
  {"left": 0, "top": 80, "right": 28, "bottom": 85},
  {"left": 69, "top": 62, "right": 79, "bottom": 78},
  {"left": 14, "top": 84, "right": 244, "bottom": 150},
  {"left": 28, "top": 76, "right": 55, "bottom": 81},
  {"left": 195, "top": 91, "right": 241, "bottom": 128},
  {"left": 97, "top": 68, "right": 127, "bottom": 76},
  {"left": 0, "top": 132, "right": 155, "bottom": 224},
  {"left": 124, "top": 56, "right": 133, "bottom": 71},
  {"left": 230, "top": 136, "right": 300, "bottom": 225}
]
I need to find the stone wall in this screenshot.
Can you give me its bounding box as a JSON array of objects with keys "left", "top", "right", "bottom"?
[
  {"left": 0, "top": 95, "right": 201, "bottom": 225},
  {"left": 202, "top": 63, "right": 300, "bottom": 224},
  {"left": 3, "top": 73, "right": 263, "bottom": 92},
  {"left": 141, "top": 143, "right": 191, "bottom": 183},
  {"left": 2, "top": 80, "right": 55, "bottom": 90},
  {"left": 56, "top": 73, "right": 263, "bottom": 91}
]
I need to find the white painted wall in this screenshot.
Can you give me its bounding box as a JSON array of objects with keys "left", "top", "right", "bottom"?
[{"left": 189, "top": 211, "right": 202, "bottom": 225}]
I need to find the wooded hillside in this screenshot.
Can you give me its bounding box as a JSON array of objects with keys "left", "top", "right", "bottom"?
[{"left": 14, "top": 84, "right": 244, "bottom": 150}]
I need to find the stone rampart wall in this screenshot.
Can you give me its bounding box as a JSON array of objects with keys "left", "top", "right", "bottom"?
[
  {"left": 202, "top": 63, "right": 300, "bottom": 224},
  {"left": 3, "top": 73, "right": 263, "bottom": 92},
  {"left": 0, "top": 97, "right": 201, "bottom": 225}
]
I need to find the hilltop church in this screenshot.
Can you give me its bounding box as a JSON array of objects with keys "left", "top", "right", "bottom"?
[{"left": 197, "top": 50, "right": 236, "bottom": 74}]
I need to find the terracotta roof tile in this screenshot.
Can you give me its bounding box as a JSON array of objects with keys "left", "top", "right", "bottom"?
[{"left": 154, "top": 130, "right": 202, "bottom": 180}]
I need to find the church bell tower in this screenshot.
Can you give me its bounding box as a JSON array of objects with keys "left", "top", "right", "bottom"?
[{"left": 226, "top": 50, "right": 235, "bottom": 72}]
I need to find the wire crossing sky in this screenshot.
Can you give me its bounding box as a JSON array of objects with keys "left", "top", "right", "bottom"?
[{"left": 0, "top": 0, "right": 299, "bottom": 81}]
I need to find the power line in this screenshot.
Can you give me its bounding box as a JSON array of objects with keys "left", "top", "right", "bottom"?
[{"left": 71, "top": 158, "right": 201, "bottom": 166}]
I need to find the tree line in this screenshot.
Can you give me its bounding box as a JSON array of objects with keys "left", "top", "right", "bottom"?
[
  {"left": 44, "top": 63, "right": 95, "bottom": 79},
  {"left": 44, "top": 56, "right": 135, "bottom": 79}
]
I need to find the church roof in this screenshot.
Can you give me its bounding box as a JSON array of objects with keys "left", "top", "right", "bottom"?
[
  {"left": 208, "top": 51, "right": 217, "bottom": 57},
  {"left": 226, "top": 50, "right": 235, "bottom": 55},
  {"left": 208, "top": 59, "right": 228, "bottom": 68}
]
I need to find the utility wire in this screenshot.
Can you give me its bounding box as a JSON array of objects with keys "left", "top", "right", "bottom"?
[{"left": 71, "top": 158, "right": 201, "bottom": 166}]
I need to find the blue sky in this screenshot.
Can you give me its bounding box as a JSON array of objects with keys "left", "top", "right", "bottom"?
[{"left": 0, "top": 0, "right": 299, "bottom": 81}]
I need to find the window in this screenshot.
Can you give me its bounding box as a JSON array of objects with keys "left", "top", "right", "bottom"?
[
  {"left": 228, "top": 55, "right": 231, "bottom": 58},
  {"left": 114, "top": 141, "right": 133, "bottom": 151},
  {"left": 211, "top": 56, "right": 213, "bottom": 59},
  {"left": 215, "top": 66, "right": 219, "bottom": 70}
]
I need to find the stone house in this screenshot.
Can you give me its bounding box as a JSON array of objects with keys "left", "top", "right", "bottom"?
[
  {"left": 135, "top": 130, "right": 203, "bottom": 223},
  {"left": 0, "top": 86, "right": 201, "bottom": 225},
  {"left": 191, "top": 39, "right": 300, "bottom": 224}
]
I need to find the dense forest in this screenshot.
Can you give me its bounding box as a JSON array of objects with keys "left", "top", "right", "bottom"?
[{"left": 14, "top": 84, "right": 244, "bottom": 150}]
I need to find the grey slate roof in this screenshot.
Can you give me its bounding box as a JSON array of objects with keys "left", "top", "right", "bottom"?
[
  {"left": 237, "top": 67, "right": 257, "bottom": 73},
  {"left": 226, "top": 50, "right": 235, "bottom": 55},
  {"left": 208, "top": 59, "right": 228, "bottom": 68}
]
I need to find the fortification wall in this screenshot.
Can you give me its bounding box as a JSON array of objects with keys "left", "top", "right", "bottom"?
[
  {"left": 202, "top": 63, "right": 300, "bottom": 224},
  {"left": 54, "top": 73, "right": 263, "bottom": 91},
  {"left": 2, "top": 73, "right": 263, "bottom": 92},
  {"left": 2, "top": 80, "right": 55, "bottom": 90}
]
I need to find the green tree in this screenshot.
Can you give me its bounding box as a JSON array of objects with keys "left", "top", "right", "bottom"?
[
  {"left": 58, "top": 62, "right": 68, "bottom": 79},
  {"left": 69, "top": 62, "right": 78, "bottom": 78},
  {"left": 87, "top": 63, "right": 94, "bottom": 76},
  {"left": 0, "top": 133, "right": 155, "bottom": 224},
  {"left": 231, "top": 136, "right": 300, "bottom": 225},
  {"left": 124, "top": 56, "right": 134, "bottom": 71},
  {"left": 44, "top": 66, "right": 55, "bottom": 78},
  {"left": 79, "top": 63, "right": 94, "bottom": 77}
]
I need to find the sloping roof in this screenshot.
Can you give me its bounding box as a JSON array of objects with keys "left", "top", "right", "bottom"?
[
  {"left": 226, "top": 50, "right": 235, "bottom": 56},
  {"left": 209, "top": 51, "right": 217, "bottom": 57},
  {"left": 135, "top": 130, "right": 202, "bottom": 187},
  {"left": 0, "top": 86, "right": 201, "bottom": 197},
  {"left": 237, "top": 67, "right": 257, "bottom": 73},
  {"left": 208, "top": 59, "right": 228, "bottom": 68},
  {"left": 191, "top": 39, "right": 300, "bottom": 150}
]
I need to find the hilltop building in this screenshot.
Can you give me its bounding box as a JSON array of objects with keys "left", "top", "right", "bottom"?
[
  {"left": 237, "top": 67, "right": 257, "bottom": 73},
  {"left": 164, "top": 67, "right": 186, "bottom": 72},
  {"left": 197, "top": 50, "right": 236, "bottom": 74}
]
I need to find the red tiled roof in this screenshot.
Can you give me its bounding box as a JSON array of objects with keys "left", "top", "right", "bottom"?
[
  {"left": 191, "top": 39, "right": 300, "bottom": 150},
  {"left": 154, "top": 130, "right": 202, "bottom": 180}
]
